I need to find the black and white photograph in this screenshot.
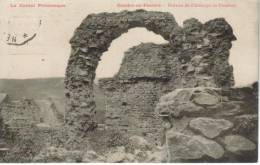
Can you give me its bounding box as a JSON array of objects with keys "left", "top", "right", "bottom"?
[{"left": 0, "top": 0, "right": 258, "bottom": 163}]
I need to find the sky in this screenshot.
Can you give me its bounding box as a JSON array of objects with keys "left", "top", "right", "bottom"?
[{"left": 0, "top": 0, "right": 258, "bottom": 87}]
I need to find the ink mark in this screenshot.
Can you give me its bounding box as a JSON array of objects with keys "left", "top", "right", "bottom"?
[
  {"left": 7, "top": 33, "right": 37, "bottom": 46},
  {"left": 23, "top": 33, "right": 28, "bottom": 38}
]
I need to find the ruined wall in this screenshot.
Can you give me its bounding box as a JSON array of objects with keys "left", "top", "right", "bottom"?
[
  {"left": 64, "top": 10, "right": 179, "bottom": 147},
  {"left": 0, "top": 97, "right": 66, "bottom": 161},
  {"left": 99, "top": 80, "right": 167, "bottom": 145},
  {"left": 0, "top": 97, "right": 62, "bottom": 143},
  {"left": 0, "top": 97, "right": 42, "bottom": 154},
  {"left": 0, "top": 99, "right": 41, "bottom": 135},
  {"left": 0, "top": 93, "right": 8, "bottom": 140},
  {"left": 99, "top": 43, "right": 172, "bottom": 144},
  {"left": 172, "top": 18, "right": 236, "bottom": 88},
  {"left": 65, "top": 10, "right": 236, "bottom": 146},
  {"left": 116, "top": 43, "right": 171, "bottom": 80}
]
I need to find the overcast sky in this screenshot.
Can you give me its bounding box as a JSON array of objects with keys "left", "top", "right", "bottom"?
[{"left": 0, "top": 0, "right": 258, "bottom": 87}]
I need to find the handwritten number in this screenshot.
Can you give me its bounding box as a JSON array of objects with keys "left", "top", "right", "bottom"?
[
  {"left": 6, "top": 34, "right": 10, "bottom": 42},
  {"left": 11, "top": 36, "right": 17, "bottom": 43}
]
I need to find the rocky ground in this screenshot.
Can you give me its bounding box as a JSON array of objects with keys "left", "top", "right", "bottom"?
[
  {"left": 156, "top": 83, "right": 258, "bottom": 162},
  {"left": 0, "top": 83, "right": 257, "bottom": 163},
  {"left": 33, "top": 134, "right": 169, "bottom": 163}
]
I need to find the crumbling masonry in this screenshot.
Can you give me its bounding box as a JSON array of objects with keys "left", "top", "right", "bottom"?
[{"left": 64, "top": 10, "right": 236, "bottom": 146}]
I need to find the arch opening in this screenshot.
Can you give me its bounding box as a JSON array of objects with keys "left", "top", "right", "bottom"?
[
  {"left": 94, "top": 28, "right": 168, "bottom": 124},
  {"left": 95, "top": 27, "right": 168, "bottom": 80},
  {"left": 64, "top": 10, "right": 177, "bottom": 146}
]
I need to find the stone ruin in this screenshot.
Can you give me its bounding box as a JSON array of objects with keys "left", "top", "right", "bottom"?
[
  {"left": 64, "top": 10, "right": 236, "bottom": 147},
  {"left": 0, "top": 94, "right": 64, "bottom": 156},
  {"left": 0, "top": 9, "right": 256, "bottom": 163},
  {"left": 0, "top": 94, "right": 8, "bottom": 139},
  {"left": 64, "top": 9, "right": 259, "bottom": 162}
]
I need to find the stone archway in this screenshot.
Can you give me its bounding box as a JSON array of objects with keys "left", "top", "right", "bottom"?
[
  {"left": 64, "top": 10, "right": 236, "bottom": 146},
  {"left": 64, "top": 10, "right": 179, "bottom": 144}
]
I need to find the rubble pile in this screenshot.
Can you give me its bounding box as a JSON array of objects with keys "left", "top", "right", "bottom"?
[{"left": 156, "top": 84, "right": 258, "bottom": 162}]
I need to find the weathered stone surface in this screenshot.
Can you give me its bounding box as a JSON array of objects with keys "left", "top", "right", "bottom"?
[
  {"left": 157, "top": 85, "right": 258, "bottom": 162},
  {"left": 129, "top": 135, "right": 151, "bottom": 150},
  {"left": 189, "top": 117, "right": 233, "bottom": 138},
  {"left": 233, "top": 114, "right": 258, "bottom": 135},
  {"left": 125, "top": 153, "right": 135, "bottom": 162},
  {"left": 155, "top": 88, "right": 225, "bottom": 118},
  {"left": 33, "top": 147, "right": 83, "bottom": 162},
  {"left": 36, "top": 123, "right": 51, "bottom": 130},
  {"left": 0, "top": 98, "right": 46, "bottom": 135},
  {"left": 146, "top": 146, "right": 169, "bottom": 163},
  {"left": 156, "top": 89, "right": 199, "bottom": 117},
  {"left": 106, "top": 152, "right": 126, "bottom": 163},
  {"left": 82, "top": 150, "right": 99, "bottom": 162},
  {"left": 235, "top": 114, "right": 258, "bottom": 121},
  {"left": 156, "top": 100, "right": 204, "bottom": 118},
  {"left": 159, "top": 89, "right": 192, "bottom": 103},
  {"left": 100, "top": 80, "right": 165, "bottom": 145},
  {"left": 92, "top": 144, "right": 169, "bottom": 163},
  {"left": 117, "top": 43, "right": 171, "bottom": 80},
  {"left": 193, "top": 93, "right": 219, "bottom": 106},
  {"left": 156, "top": 86, "right": 258, "bottom": 120},
  {"left": 166, "top": 132, "right": 224, "bottom": 161},
  {"left": 223, "top": 135, "right": 256, "bottom": 153}
]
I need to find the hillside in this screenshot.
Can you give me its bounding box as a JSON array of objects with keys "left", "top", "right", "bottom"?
[
  {"left": 0, "top": 78, "right": 105, "bottom": 123},
  {"left": 0, "top": 78, "right": 65, "bottom": 100}
]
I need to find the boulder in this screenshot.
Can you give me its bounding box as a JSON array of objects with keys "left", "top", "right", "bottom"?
[
  {"left": 189, "top": 117, "right": 233, "bottom": 138},
  {"left": 156, "top": 98, "right": 205, "bottom": 118},
  {"left": 193, "top": 92, "right": 219, "bottom": 106},
  {"left": 146, "top": 146, "right": 169, "bottom": 163},
  {"left": 166, "top": 132, "right": 224, "bottom": 161},
  {"left": 223, "top": 135, "right": 256, "bottom": 153}
]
